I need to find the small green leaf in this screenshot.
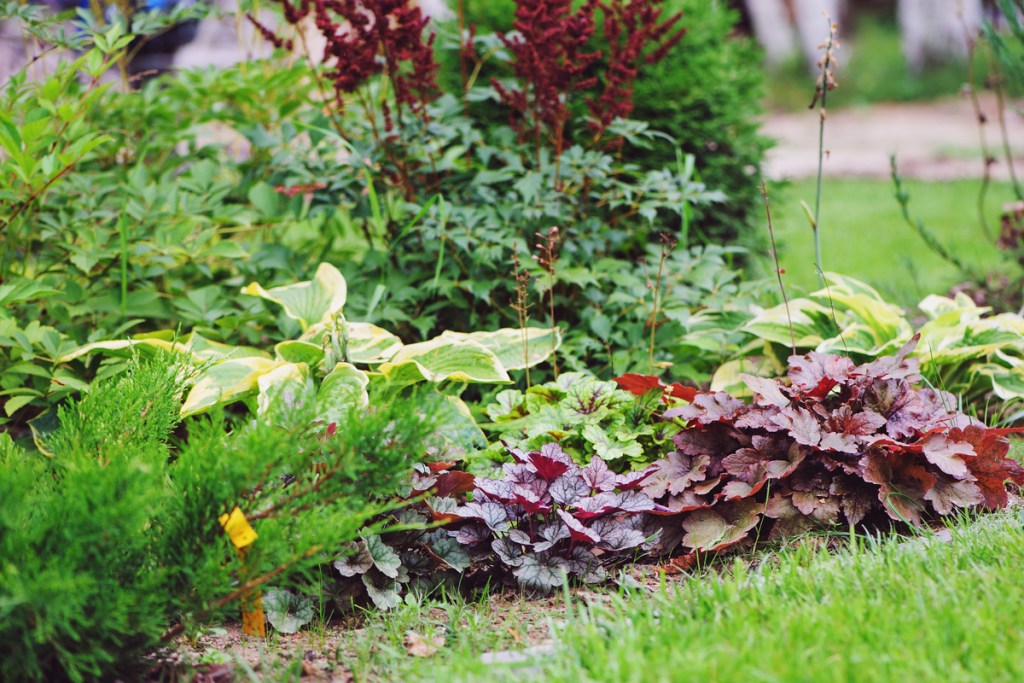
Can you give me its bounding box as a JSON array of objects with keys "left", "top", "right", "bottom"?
[{"left": 264, "top": 589, "right": 314, "bottom": 634}]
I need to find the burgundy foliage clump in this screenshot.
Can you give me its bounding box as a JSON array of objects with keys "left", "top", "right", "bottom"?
[
  {"left": 633, "top": 336, "right": 1024, "bottom": 554},
  {"left": 495, "top": 0, "right": 687, "bottom": 149},
  {"left": 586, "top": 0, "right": 685, "bottom": 138},
  {"left": 449, "top": 442, "right": 657, "bottom": 591},
  {"left": 262, "top": 0, "right": 438, "bottom": 131},
  {"left": 494, "top": 0, "right": 600, "bottom": 149}
]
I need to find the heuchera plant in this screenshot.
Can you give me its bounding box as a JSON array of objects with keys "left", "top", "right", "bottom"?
[
  {"left": 632, "top": 336, "right": 1024, "bottom": 554},
  {"left": 483, "top": 372, "right": 682, "bottom": 469},
  {"left": 450, "top": 442, "right": 657, "bottom": 591}
]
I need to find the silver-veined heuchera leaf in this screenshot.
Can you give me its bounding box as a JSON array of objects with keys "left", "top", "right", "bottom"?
[
  {"left": 365, "top": 534, "right": 402, "bottom": 579},
  {"left": 264, "top": 589, "right": 314, "bottom": 634},
  {"left": 513, "top": 553, "right": 569, "bottom": 591}
]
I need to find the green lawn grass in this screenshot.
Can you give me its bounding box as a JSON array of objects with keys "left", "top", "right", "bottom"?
[
  {"left": 424, "top": 510, "right": 1024, "bottom": 682},
  {"left": 765, "top": 177, "right": 1015, "bottom": 308}
]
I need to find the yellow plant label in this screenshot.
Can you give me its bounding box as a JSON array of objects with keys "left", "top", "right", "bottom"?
[{"left": 218, "top": 507, "right": 258, "bottom": 549}]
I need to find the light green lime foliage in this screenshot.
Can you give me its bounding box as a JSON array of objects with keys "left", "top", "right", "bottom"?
[
  {"left": 482, "top": 372, "right": 681, "bottom": 469},
  {"left": 711, "top": 273, "right": 1024, "bottom": 412},
  {"left": 65, "top": 263, "right": 562, "bottom": 428}
]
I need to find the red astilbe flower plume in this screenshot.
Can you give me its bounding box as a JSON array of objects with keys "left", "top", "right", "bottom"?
[
  {"left": 494, "top": 0, "right": 602, "bottom": 147},
  {"left": 587, "top": 0, "right": 685, "bottom": 139},
  {"left": 265, "top": 0, "right": 438, "bottom": 132}
]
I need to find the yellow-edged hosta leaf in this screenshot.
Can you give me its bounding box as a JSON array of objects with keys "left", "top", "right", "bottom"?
[
  {"left": 58, "top": 331, "right": 267, "bottom": 364},
  {"left": 918, "top": 292, "right": 988, "bottom": 320},
  {"left": 182, "top": 357, "right": 285, "bottom": 417},
  {"left": 300, "top": 321, "right": 403, "bottom": 364},
  {"left": 438, "top": 327, "right": 561, "bottom": 371},
  {"left": 811, "top": 273, "right": 910, "bottom": 346},
  {"left": 316, "top": 362, "right": 370, "bottom": 424},
  {"left": 257, "top": 362, "right": 312, "bottom": 417},
  {"left": 241, "top": 262, "right": 347, "bottom": 330},
  {"left": 743, "top": 298, "right": 836, "bottom": 348},
  {"left": 275, "top": 340, "right": 326, "bottom": 367},
  {"left": 378, "top": 338, "right": 511, "bottom": 385}
]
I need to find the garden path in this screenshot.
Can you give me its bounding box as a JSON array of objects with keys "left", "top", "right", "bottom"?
[{"left": 762, "top": 94, "right": 1024, "bottom": 181}]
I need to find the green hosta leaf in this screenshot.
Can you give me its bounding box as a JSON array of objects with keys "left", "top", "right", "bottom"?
[
  {"left": 365, "top": 534, "right": 402, "bottom": 579},
  {"left": 438, "top": 327, "right": 562, "bottom": 371},
  {"left": 301, "top": 321, "right": 403, "bottom": 364},
  {"left": 377, "top": 338, "right": 511, "bottom": 385},
  {"left": 241, "top": 262, "right": 347, "bottom": 330},
  {"left": 275, "top": 340, "right": 326, "bottom": 366},
  {"left": 976, "top": 363, "right": 1024, "bottom": 400},
  {"left": 181, "top": 358, "right": 286, "bottom": 417},
  {"left": 257, "top": 362, "right": 312, "bottom": 417},
  {"left": 264, "top": 589, "right": 314, "bottom": 634},
  {"left": 316, "top": 363, "right": 370, "bottom": 424}
]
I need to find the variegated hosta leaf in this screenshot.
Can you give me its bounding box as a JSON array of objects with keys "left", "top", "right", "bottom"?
[
  {"left": 181, "top": 357, "right": 286, "bottom": 417},
  {"left": 811, "top": 273, "right": 910, "bottom": 345},
  {"left": 58, "top": 331, "right": 268, "bottom": 364},
  {"left": 257, "top": 362, "right": 313, "bottom": 417},
  {"left": 743, "top": 297, "right": 837, "bottom": 348},
  {"left": 316, "top": 362, "right": 370, "bottom": 424},
  {"left": 275, "top": 340, "right": 326, "bottom": 367},
  {"left": 300, "top": 321, "right": 404, "bottom": 364},
  {"left": 437, "top": 327, "right": 562, "bottom": 371},
  {"left": 241, "top": 262, "right": 347, "bottom": 330},
  {"left": 975, "top": 363, "right": 1024, "bottom": 401},
  {"left": 377, "top": 338, "right": 511, "bottom": 385}
]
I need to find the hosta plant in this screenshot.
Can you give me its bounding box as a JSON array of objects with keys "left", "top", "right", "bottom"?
[
  {"left": 449, "top": 442, "right": 658, "bottom": 592},
  {"left": 710, "top": 273, "right": 1024, "bottom": 418},
  {"left": 640, "top": 336, "right": 1024, "bottom": 555},
  {"left": 61, "top": 263, "right": 562, "bottom": 436}
]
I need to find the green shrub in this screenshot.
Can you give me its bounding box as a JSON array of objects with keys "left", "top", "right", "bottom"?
[
  {"left": 0, "top": 354, "right": 439, "bottom": 680},
  {"left": 626, "top": 0, "right": 769, "bottom": 245}
]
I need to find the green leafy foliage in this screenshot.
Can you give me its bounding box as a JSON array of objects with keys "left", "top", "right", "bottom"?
[
  {"left": 0, "top": 354, "right": 442, "bottom": 679},
  {"left": 482, "top": 372, "right": 682, "bottom": 468}
]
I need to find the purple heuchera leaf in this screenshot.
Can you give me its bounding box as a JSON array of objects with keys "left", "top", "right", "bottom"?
[
  {"left": 529, "top": 443, "right": 574, "bottom": 481},
  {"left": 664, "top": 392, "right": 744, "bottom": 425},
  {"left": 556, "top": 509, "right": 602, "bottom": 543},
  {"left": 549, "top": 472, "right": 592, "bottom": 506},
  {"left": 643, "top": 452, "right": 710, "bottom": 499},
  {"left": 454, "top": 501, "right": 511, "bottom": 532},
  {"left": 449, "top": 523, "right": 490, "bottom": 546},
  {"left": 514, "top": 553, "right": 569, "bottom": 591},
  {"left": 923, "top": 476, "right": 984, "bottom": 515},
  {"left": 581, "top": 456, "right": 618, "bottom": 492},
  {"left": 492, "top": 537, "right": 526, "bottom": 567},
  {"left": 589, "top": 516, "right": 647, "bottom": 551},
  {"left": 741, "top": 374, "right": 791, "bottom": 408},
  {"left": 787, "top": 352, "right": 855, "bottom": 397},
  {"left": 856, "top": 334, "right": 922, "bottom": 383},
  {"left": 474, "top": 477, "right": 517, "bottom": 503},
  {"left": 573, "top": 490, "right": 655, "bottom": 518},
  {"left": 770, "top": 406, "right": 821, "bottom": 447},
  {"left": 920, "top": 432, "right": 975, "bottom": 479},
  {"left": 614, "top": 466, "right": 657, "bottom": 491}
]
